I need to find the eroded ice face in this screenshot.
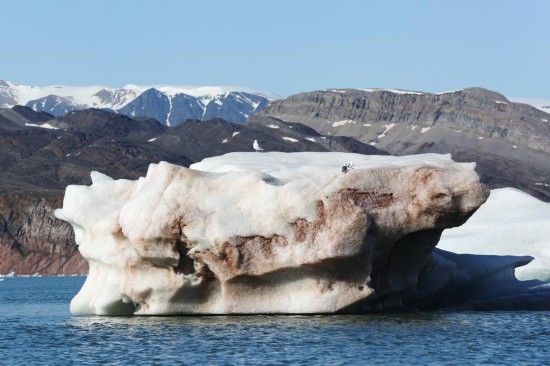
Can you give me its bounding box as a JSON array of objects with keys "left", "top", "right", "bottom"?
[{"left": 54, "top": 151, "right": 549, "bottom": 315}]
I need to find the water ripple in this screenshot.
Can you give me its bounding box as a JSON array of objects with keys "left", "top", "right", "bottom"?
[{"left": 1, "top": 277, "right": 549, "bottom": 365}]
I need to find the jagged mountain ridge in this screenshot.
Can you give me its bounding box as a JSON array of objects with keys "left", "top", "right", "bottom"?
[
  {"left": 0, "top": 80, "right": 275, "bottom": 126},
  {"left": 117, "top": 88, "right": 269, "bottom": 126},
  {"left": 259, "top": 87, "right": 550, "bottom": 201}
]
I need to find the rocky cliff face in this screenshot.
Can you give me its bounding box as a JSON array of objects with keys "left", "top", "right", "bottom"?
[
  {"left": 0, "top": 193, "right": 87, "bottom": 275},
  {"left": 260, "top": 88, "right": 550, "bottom": 201},
  {"left": 262, "top": 88, "right": 550, "bottom": 151}
]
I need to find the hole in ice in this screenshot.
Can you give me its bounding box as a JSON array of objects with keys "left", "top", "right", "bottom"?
[
  {"left": 175, "top": 239, "right": 196, "bottom": 275},
  {"left": 260, "top": 174, "right": 283, "bottom": 186}
]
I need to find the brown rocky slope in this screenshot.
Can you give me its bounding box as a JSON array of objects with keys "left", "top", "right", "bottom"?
[{"left": 0, "top": 193, "right": 87, "bottom": 275}]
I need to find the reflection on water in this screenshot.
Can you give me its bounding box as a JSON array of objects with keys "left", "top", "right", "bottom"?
[
  {"left": 59, "top": 312, "right": 550, "bottom": 365},
  {"left": 1, "top": 277, "right": 549, "bottom": 365},
  {"left": 66, "top": 312, "right": 447, "bottom": 329}
]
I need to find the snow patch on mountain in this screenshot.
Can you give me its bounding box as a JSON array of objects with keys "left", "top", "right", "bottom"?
[
  {"left": 361, "top": 88, "right": 425, "bottom": 95},
  {"left": 377, "top": 123, "right": 395, "bottom": 139},
  {"left": 89, "top": 88, "right": 142, "bottom": 111},
  {"left": 122, "top": 84, "right": 279, "bottom": 100},
  {"left": 24, "top": 122, "right": 59, "bottom": 129},
  {"left": 333, "top": 119, "right": 355, "bottom": 127},
  {"left": 282, "top": 137, "right": 298, "bottom": 142}
]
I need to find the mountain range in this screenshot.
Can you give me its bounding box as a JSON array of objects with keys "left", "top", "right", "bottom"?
[
  {"left": 0, "top": 80, "right": 276, "bottom": 126},
  {"left": 0, "top": 105, "right": 384, "bottom": 276},
  {"left": 1, "top": 83, "right": 549, "bottom": 276},
  {"left": 260, "top": 87, "right": 550, "bottom": 201}
]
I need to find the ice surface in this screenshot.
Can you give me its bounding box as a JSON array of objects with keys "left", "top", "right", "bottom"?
[
  {"left": 439, "top": 188, "right": 550, "bottom": 281},
  {"left": 414, "top": 248, "right": 549, "bottom": 310},
  {"left": 3, "top": 81, "right": 106, "bottom": 105},
  {"left": 191, "top": 152, "right": 476, "bottom": 182}
]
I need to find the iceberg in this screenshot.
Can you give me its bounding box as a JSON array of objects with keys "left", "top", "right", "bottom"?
[
  {"left": 55, "top": 152, "right": 548, "bottom": 315},
  {"left": 438, "top": 188, "right": 550, "bottom": 282},
  {"left": 0, "top": 271, "right": 16, "bottom": 278}
]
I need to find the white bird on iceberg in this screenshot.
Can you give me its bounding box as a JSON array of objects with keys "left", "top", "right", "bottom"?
[{"left": 253, "top": 140, "right": 264, "bottom": 152}]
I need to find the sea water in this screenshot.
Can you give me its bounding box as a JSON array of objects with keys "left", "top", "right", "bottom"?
[{"left": 1, "top": 277, "right": 548, "bottom": 365}]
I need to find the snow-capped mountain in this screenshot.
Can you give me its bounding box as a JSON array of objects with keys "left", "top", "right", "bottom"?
[
  {"left": 118, "top": 88, "right": 269, "bottom": 126},
  {"left": 89, "top": 88, "right": 143, "bottom": 110},
  {"left": 0, "top": 80, "right": 277, "bottom": 125}
]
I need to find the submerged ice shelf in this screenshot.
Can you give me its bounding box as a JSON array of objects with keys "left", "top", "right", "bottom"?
[{"left": 55, "top": 152, "right": 549, "bottom": 315}]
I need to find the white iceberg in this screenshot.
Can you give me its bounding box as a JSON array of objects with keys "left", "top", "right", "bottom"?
[
  {"left": 439, "top": 188, "right": 550, "bottom": 282},
  {"left": 56, "top": 152, "right": 491, "bottom": 315}
]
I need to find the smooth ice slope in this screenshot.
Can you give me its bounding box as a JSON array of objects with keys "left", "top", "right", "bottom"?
[
  {"left": 439, "top": 188, "right": 550, "bottom": 281},
  {"left": 190, "top": 151, "right": 476, "bottom": 180},
  {"left": 55, "top": 152, "right": 488, "bottom": 315}
]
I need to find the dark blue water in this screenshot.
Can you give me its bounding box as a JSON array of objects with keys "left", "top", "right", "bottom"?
[{"left": 1, "top": 277, "right": 549, "bottom": 365}]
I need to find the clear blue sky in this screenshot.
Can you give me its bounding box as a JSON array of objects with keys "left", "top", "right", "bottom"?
[{"left": 1, "top": 0, "right": 548, "bottom": 97}]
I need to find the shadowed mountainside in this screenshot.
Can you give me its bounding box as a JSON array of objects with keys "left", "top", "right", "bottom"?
[{"left": 0, "top": 107, "right": 386, "bottom": 275}]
